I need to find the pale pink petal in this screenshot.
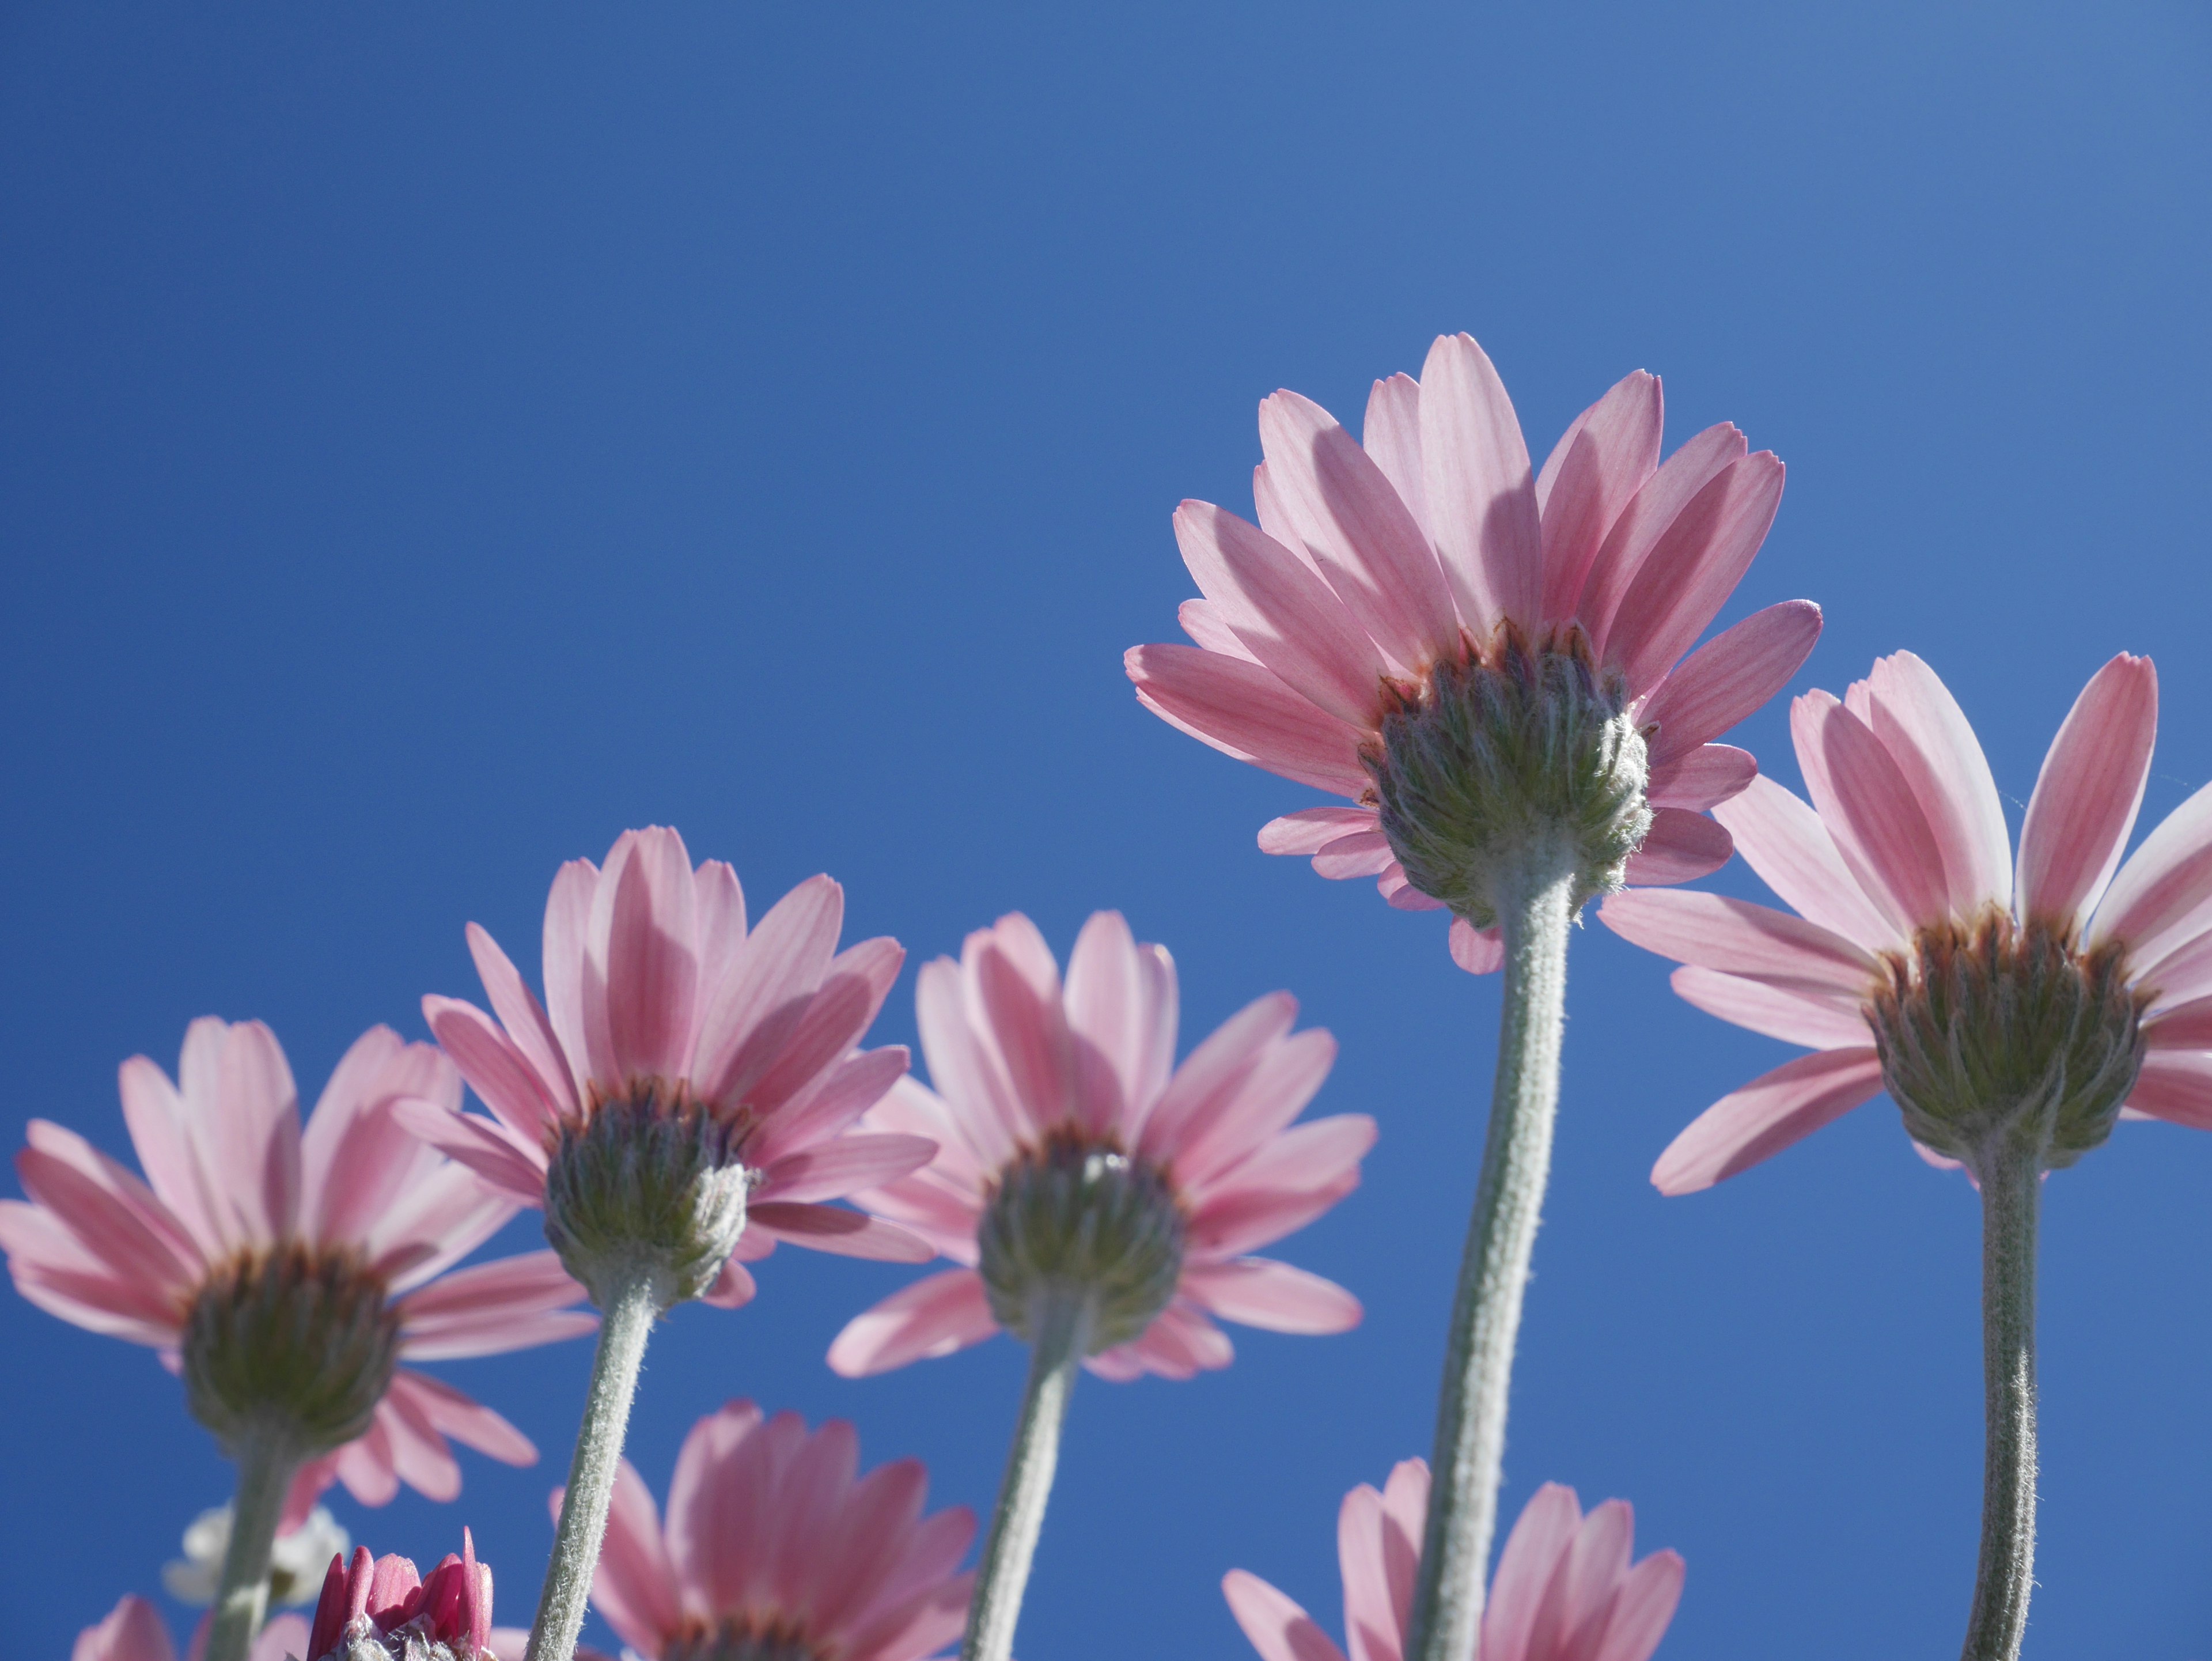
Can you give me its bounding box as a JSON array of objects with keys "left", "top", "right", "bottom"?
[
  {"left": 1138, "top": 992, "right": 1299, "bottom": 1165},
  {"left": 1377, "top": 1462, "right": 1427, "bottom": 1646},
  {"left": 1449, "top": 918, "right": 1504, "bottom": 974},
  {"left": 5, "top": 1258, "right": 180, "bottom": 1342},
  {"left": 1185, "top": 1171, "right": 1360, "bottom": 1260},
  {"left": 698, "top": 1257, "right": 757, "bottom": 1308},
  {"left": 1651, "top": 1047, "right": 1886, "bottom": 1194},
  {"left": 540, "top": 858, "right": 607, "bottom": 1096},
  {"left": 1118, "top": 1299, "right": 1234, "bottom": 1378},
  {"left": 386, "top": 1368, "right": 536, "bottom": 1466},
  {"left": 1381, "top": 866, "right": 1448, "bottom": 911},
  {"left": 745, "top": 1202, "right": 934, "bottom": 1261},
  {"left": 1175, "top": 500, "right": 1390, "bottom": 728},
  {"left": 1180, "top": 1257, "right": 1361, "bottom": 1334},
  {"left": 974, "top": 934, "right": 1077, "bottom": 1133},
  {"left": 2135, "top": 924, "right": 2212, "bottom": 1009},
  {"left": 1337, "top": 1483, "right": 1401, "bottom": 1661},
  {"left": 464, "top": 921, "right": 577, "bottom": 1115},
  {"left": 1646, "top": 744, "right": 1756, "bottom": 813},
  {"left": 1534, "top": 1500, "right": 1636, "bottom": 1658},
  {"left": 1313, "top": 833, "right": 1396, "bottom": 880},
  {"left": 214, "top": 1019, "right": 301, "bottom": 1244},
  {"left": 2123, "top": 1051, "right": 2212, "bottom": 1129},
  {"left": 746, "top": 937, "right": 906, "bottom": 1118},
  {"left": 827, "top": 1268, "right": 999, "bottom": 1376},
  {"left": 1223, "top": 1571, "right": 1349, "bottom": 1661},
  {"left": 693, "top": 875, "right": 844, "bottom": 1111},
  {"left": 590, "top": 828, "right": 702, "bottom": 1086},
  {"left": 1417, "top": 332, "right": 1541, "bottom": 634},
  {"left": 586, "top": 1460, "right": 683, "bottom": 1656},
  {"left": 1262, "top": 388, "right": 1459, "bottom": 670},
  {"left": 334, "top": 1418, "right": 401, "bottom": 1507},
  {"left": 2016, "top": 654, "right": 2157, "bottom": 931},
  {"left": 1065, "top": 911, "right": 1176, "bottom": 1133},
  {"left": 1710, "top": 776, "right": 1899, "bottom": 952},
  {"left": 1637, "top": 600, "right": 1822, "bottom": 765},
  {"left": 1127, "top": 642, "right": 1373, "bottom": 797},
  {"left": 73, "top": 1595, "right": 176, "bottom": 1661},
  {"left": 1260, "top": 808, "right": 1379, "bottom": 856},
  {"left": 365, "top": 1160, "right": 517, "bottom": 1292},
  {"left": 1482, "top": 1483, "right": 1582, "bottom": 1661},
  {"left": 252, "top": 1616, "right": 308, "bottom": 1661},
  {"left": 2144, "top": 994, "right": 2212, "bottom": 1049},
  {"left": 296, "top": 1026, "right": 408, "bottom": 1233},
  {"left": 1173, "top": 1027, "right": 1339, "bottom": 1193},
  {"left": 387, "top": 1099, "right": 549, "bottom": 1206},
  {"left": 396, "top": 1250, "right": 592, "bottom": 1360},
  {"left": 1791, "top": 691, "right": 1950, "bottom": 930},
  {"left": 1598, "top": 889, "right": 1879, "bottom": 996},
  {"left": 1622, "top": 809, "right": 1733, "bottom": 887},
  {"left": 1669, "top": 966, "right": 1871, "bottom": 1050},
  {"left": 1182, "top": 597, "right": 1263, "bottom": 661},
  {"left": 691, "top": 860, "right": 750, "bottom": 1038},
  {"left": 1607, "top": 451, "right": 1785, "bottom": 695},
  {"left": 422, "top": 996, "right": 565, "bottom": 1147},
  {"left": 378, "top": 1384, "right": 463, "bottom": 1501},
  {"left": 2092, "top": 777, "right": 2212, "bottom": 963},
  {"left": 13, "top": 1143, "right": 199, "bottom": 1300},
  {"left": 743, "top": 1046, "right": 912, "bottom": 1170},
  {"left": 1363, "top": 373, "right": 1430, "bottom": 539},
  {"left": 1862, "top": 652, "right": 2013, "bottom": 913},
  {"left": 1537, "top": 370, "right": 1663, "bottom": 625},
  {"left": 1577, "top": 423, "right": 1745, "bottom": 659},
  {"left": 757, "top": 1134, "right": 936, "bottom": 1205},
  {"left": 116, "top": 1051, "right": 226, "bottom": 1261},
  {"left": 914, "top": 958, "right": 1024, "bottom": 1167},
  {"left": 1592, "top": 1550, "right": 1685, "bottom": 1661}
]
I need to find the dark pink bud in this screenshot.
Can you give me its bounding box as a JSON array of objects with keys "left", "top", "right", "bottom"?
[{"left": 305, "top": 1551, "right": 354, "bottom": 1661}]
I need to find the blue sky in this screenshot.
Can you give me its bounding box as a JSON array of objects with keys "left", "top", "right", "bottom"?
[{"left": 3, "top": 3, "right": 2208, "bottom": 1656}]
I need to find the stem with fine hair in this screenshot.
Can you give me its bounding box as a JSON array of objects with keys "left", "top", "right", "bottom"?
[
  {"left": 203, "top": 1425, "right": 301, "bottom": 1661},
  {"left": 1960, "top": 1136, "right": 2040, "bottom": 1661},
  {"left": 527, "top": 1262, "right": 665, "bottom": 1661},
  {"left": 1407, "top": 837, "right": 1578, "bottom": 1661},
  {"left": 963, "top": 1291, "right": 1093, "bottom": 1661}
]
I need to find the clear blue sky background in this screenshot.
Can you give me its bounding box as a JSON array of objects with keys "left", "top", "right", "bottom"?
[{"left": 4, "top": 5, "right": 2208, "bottom": 1657}]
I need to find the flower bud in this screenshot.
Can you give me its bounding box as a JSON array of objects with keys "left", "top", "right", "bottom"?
[{"left": 305, "top": 1533, "right": 492, "bottom": 1661}]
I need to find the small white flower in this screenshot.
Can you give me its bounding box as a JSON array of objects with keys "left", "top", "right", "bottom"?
[{"left": 162, "top": 1503, "right": 350, "bottom": 1606}]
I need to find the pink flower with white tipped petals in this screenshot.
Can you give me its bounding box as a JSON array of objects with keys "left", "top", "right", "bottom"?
[
  {"left": 1602, "top": 650, "right": 2212, "bottom": 1189},
  {"left": 0, "top": 1020, "right": 594, "bottom": 1523},
  {"left": 560, "top": 1400, "right": 975, "bottom": 1661},
  {"left": 828, "top": 911, "right": 1369, "bottom": 1381},
  {"left": 1127, "top": 332, "right": 1817, "bottom": 972},
  {"left": 72, "top": 1597, "right": 307, "bottom": 1661},
  {"left": 401, "top": 826, "right": 933, "bottom": 1308},
  {"left": 1224, "top": 1462, "right": 1684, "bottom": 1661},
  {"left": 304, "top": 1533, "right": 494, "bottom": 1661}
]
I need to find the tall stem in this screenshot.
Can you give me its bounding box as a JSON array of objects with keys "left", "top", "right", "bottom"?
[
  {"left": 1960, "top": 1137, "right": 2040, "bottom": 1661},
  {"left": 527, "top": 1263, "right": 664, "bottom": 1661},
  {"left": 203, "top": 1425, "right": 300, "bottom": 1661},
  {"left": 963, "top": 1292, "right": 1093, "bottom": 1661},
  {"left": 1407, "top": 840, "right": 1577, "bottom": 1661}
]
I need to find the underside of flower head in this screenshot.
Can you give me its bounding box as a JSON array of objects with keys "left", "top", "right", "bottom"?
[{"left": 1127, "top": 331, "right": 1817, "bottom": 972}]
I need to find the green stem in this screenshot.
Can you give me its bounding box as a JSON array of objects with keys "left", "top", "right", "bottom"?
[
  {"left": 962, "top": 1292, "right": 1093, "bottom": 1661},
  {"left": 527, "top": 1262, "right": 665, "bottom": 1661},
  {"left": 203, "top": 1426, "right": 301, "bottom": 1661},
  {"left": 1960, "top": 1137, "right": 2040, "bottom": 1661},
  {"left": 1407, "top": 839, "right": 1577, "bottom": 1661}
]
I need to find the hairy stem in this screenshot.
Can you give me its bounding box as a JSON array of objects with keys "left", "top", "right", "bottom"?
[
  {"left": 1960, "top": 1137, "right": 2040, "bottom": 1661},
  {"left": 1408, "top": 838, "right": 1578, "bottom": 1661},
  {"left": 203, "top": 1425, "right": 301, "bottom": 1661},
  {"left": 963, "top": 1292, "right": 1094, "bottom": 1661},
  {"left": 528, "top": 1262, "right": 665, "bottom": 1661}
]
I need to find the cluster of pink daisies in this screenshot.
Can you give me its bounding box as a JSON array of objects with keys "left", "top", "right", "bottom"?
[{"left": 29, "top": 330, "right": 2205, "bottom": 1661}]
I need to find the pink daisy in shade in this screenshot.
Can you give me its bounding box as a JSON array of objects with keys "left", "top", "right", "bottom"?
[
  {"left": 827, "top": 910, "right": 1370, "bottom": 1383},
  {"left": 1224, "top": 1462, "right": 1684, "bottom": 1661},
  {"left": 1126, "top": 331, "right": 1817, "bottom": 974},
  {"left": 0, "top": 1018, "right": 592, "bottom": 1661},
  {"left": 72, "top": 1598, "right": 306, "bottom": 1661},
  {"left": 555, "top": 1400, "right": 975, "bottom": 1661},
  {"left": 1599, "top": 650, "right": 2211, "bottom": 1192},
  {"left": 303, "top": 1533, "right": 494, "bottom": 1661}
]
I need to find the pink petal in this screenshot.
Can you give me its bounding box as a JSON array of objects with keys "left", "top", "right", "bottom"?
[
  {"left": 1173, "top": 1027, "right": 1339, "bottom": 1193},
  {"left": 590, "top": 828, "right": 702, "bottom": 1087},
  {"left": 1362, "top": 372, "right": 1430, "bottom": 539},
  {"left": 115, "top": 1050, "right": 226, "bottom": 1262},
  {"left": 746, "top": 1202, "right": 934, "bottom": 1261},
  {"left": 1593, "top": 1550, "right": 1685, "bottom": 1661},
  {"left": 692, "top": 875, "right": 844, "bottom": 1110},
  {"left": 1336, "top": 1482, "right": 1403, "bottom": 1661},
  {"left": 1449, "top": 918, "right": 1504, "bottom": 974},
  {"left": 1536, "top": 1500, "right": 1636, "bottom": 1658},
  {"left": 378, "top": 1384, "right": 463, "bottom": 1501},
  {"left": 746, "top": 937, "right": 906, "bottom": 1117},
  {"left": 1222, "top": 1571, "right": 1349, "bottom": 1661},
  {"left": 464, "top": 921, "right": 577, "bottom": 1115},
  {"left": 1577, "top": 423, "right": 1745, "bottom": 659},
  {"left": 1417, "top": 332, "right": 1541, "bottom": 634},
  {"left": 757, "top": 1134, "right": 937, "bottom": 1205},
  {"left": 1127, "top": 642, "right": 1373, "bottom": 796},
  {"left": 540, "top": 858, "right": 604, "bottom": 1099},
  {"left": 1646, "top": 744, "right": 1756, "bottom": 813},
  {"left": 304, "top": 1033, "right": 456, "bottom": 1248},
  {"left": 2123, "top": 1051, "right": 2212, "bottom": 1129},
  {"left": 395, "top": 1250, "right": 592, "bottom": 1360},
  {"left": 73, "top": 1595, "right": 176, "bottom": 1661},
  {"left": 1064, "top": 911, "right": 1178, "bottom": 1133},
  {"left": 1187, "top": 1116, "right": 1372, "bottom": 1231},
  {"left": 1607, "top": 451, "right": 1785, "bottom": 695},
  {"left": 13, "top": 1142, "right": 199, "bottom": 1301},
  {"left": 2145, "top": 994, "right": 2212, "bottom": 1049},
  {"left": 1138, "top": 992, "right": 1299, "bottom": 1165},
  {"left": 387, "top": 1099, "right": 548, "bottom": 1206},
  {"left": 1537, "top": 370, "right": 1664, "bottom": 626},
  {"left": 691, "top": 860, "right": 751, "bottom": 1033},
  {"left": 974, "top": 935, "right": 1077, "bottom": 1133},
  {"left": 1710, "top": 776, "right": 1899, "bottom": 953},
  {"left": 1598, "top": 889, "right": 1878, "bottom": 996},
  {"left": 828, "top": 1267, "right": 999, "bottom": 1376},
  {"left": 912, "top": 958, "right": 1024, "bottom": 1168},
  {"left": 1380, "top": 865, "right": 1447, "bottom": 911},
  {"left": 214, "top": 1020, "right": 302, "bottom": 1244},
  {"left": 742, "top": 1046, "right": 912, "bottom": 1170},
  {"left": 1261, "top": 388, "right": 1459, "bottom": 671},
  {"left": 1669, "top": 966, "right": 1871, "bottom": 1050},
  {"left": 1637, "top": 599, "right": 1822, "bottom": 765},
  {"left": 698, "top": 1256, "right": 758, "bottom": 1308},
  {"left": 2016, "top": 653, "right": 2157, "bottom": 931},
  {"left": 1791, "top": 691, "right": 1950, "bottom": 931},
  {"left": 1861, "top": 652, "right": 2013, "bottom": 914},
  {"left": 1116, "top": 1299, "right": 1234, "bottom": 1379},
  {"left": 422, "top": 996, "right": 564, "bottom": 1148},
  {"left": 1313, "top": 832, "right": 1395, "bottom": 880},
  {"left": 385, "top": 1368, "right": 536, "bottom": 1466},
  {"left": 1175, "top": 500, "right": 1390, "bottom": 728},
  {"left": 1260, "top": 807, "right": 1379, "bottom": 856},
  {"left": 1182, "top": 597, "right": 1262, "bottom": 661},
  {"left": 1180, "top": 1257, "right": 1361, "bottom": 1334},
  {"left": 2092, "top": 775, "right": 2212, "bottom": 962},
  {"left": 1377, "top": 1462, "right": 1427, "bottom": 1651},
  {"left": 1482, "top": 1482, "right": 1582, "bottom": 1661},
  {"left": 1622, "top": 809, "right": 1733, "bottom": 887},
  {"left": 1650, "top": 1047, "right": 1886, "bottom": 1194}
]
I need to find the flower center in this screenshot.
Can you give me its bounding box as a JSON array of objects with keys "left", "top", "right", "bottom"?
[
  {"left": 1367, "top": 626, "right": 1651, "bottom": 925},
  {"left": 976, "top": 1127, "right": 1187, "bottom": 1352},
  {"left": 180, "top": 1244, "right": 402, "bottom": 1458},
  {"left": 661, "top": 1618, "right": 821, "bottom": 1661},
  {"left": 1863, "top": 908, "right": 2148, "bottom": 1170},
  {"left": 543, "top": 1083, "right": 755, "bottom": 1309}
]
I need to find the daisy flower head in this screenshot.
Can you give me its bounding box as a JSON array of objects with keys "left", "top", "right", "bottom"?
[
  {"left": 1601, "top": 650, "right": 2212, "bottom": 1190},
  {"left": 1127, "top": 332, "right": 1818, "bottom": 973},
  {"left": 402, "top": 826, "right": 934, "bottom": 1312},
  {"left": 0, "top": 1017, "right": 593, "bottom": 1519},
  {"left": 1224, "top": 1461, "right": 1683, "bottom": 1661},
  {"left": 562, "top": 1400, "right": 975, "bottom": 1661},
  {"left": 828, "top": 910, "right": 1370, "bottom": 1381}
]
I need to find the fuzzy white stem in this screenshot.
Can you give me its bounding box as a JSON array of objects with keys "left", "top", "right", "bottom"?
[
  {"left": 203, "top": 1426, "right": 300, "bottom": 1661},
  {"left": 1407, "top": 838, "right": 1577, "bottom": 1661},
  {"left": 1960, "top": 1137, "right": 2040, "bottom": 1661}
]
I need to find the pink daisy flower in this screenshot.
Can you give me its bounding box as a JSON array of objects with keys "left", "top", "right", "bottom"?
[
  {"left": 827, "top": 910, "right": 1370, "bottom": 1381},
  {"left": 1601, "top": 650, "right": 2211, "bottom": 1191},
  {"left": 560, "top": 1400, "right": 975, "bottom": 1661},
  {"left": 1225, "top": 1462, "right": 1684, "bottom": 1661},
  {"left": 400, "top": 824, "right": 934, "bottom": 1310},
  {"left": 0, "top": 1017, "right": 594, "bottom": 1523},
  {"left": 304, "top": 1533, "right": 494, "bottom": 1661},
  {"left": 1126, "top": 331, "right": 1817, "bottom": 973},
  {"left": 72, "top": 1599, "right": 305, "bottom": 1661}
]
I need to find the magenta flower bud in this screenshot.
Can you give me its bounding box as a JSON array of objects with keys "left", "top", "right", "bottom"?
[{"left": 306, "top": 1531, "right": 492, "bottom": 1661}]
